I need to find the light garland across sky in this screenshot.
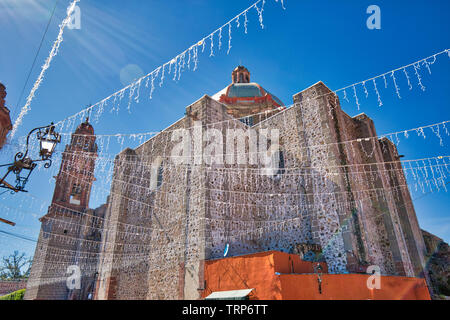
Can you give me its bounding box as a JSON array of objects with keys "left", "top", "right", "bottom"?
[
  {"left": 49, "top": 48, "right": 449, "bottom": 137},
  {"left": 337, "top": 49, "right": 450, "bottom": 109},
  {"left": 2, "top": 152, "right": 448, "bottom": 234},
  {"left": 1, "top": 176, "right": 446, "bottom": 251},
  {"left": 10, "top": 0, "right": 80, "bottom": 138},
  {"left": 47, "top": 0, "right": 283, "bottom": 129},
  {"left": 4, "top": 180, "right": 445, "bottom": 267}
]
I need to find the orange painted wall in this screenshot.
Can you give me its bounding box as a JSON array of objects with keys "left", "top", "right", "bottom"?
[
  {"left": 203, "top": 251, "right": 282, "bottom": 300},
  {"left": 279, "top": 274, "right": 430, "bottom": 300},
  {"left": 203, "top": 251, "right": 327, "bottom": 300},
  {"left": 202, "top": 251, "right": 431, "bottom": 300},
  {"left": 272, "top": 251, "right": 328, "bottom": 274}
]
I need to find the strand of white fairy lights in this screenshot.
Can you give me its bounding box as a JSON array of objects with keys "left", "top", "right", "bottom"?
[
  {"left": 42, "top": 140, "right": 450, "bottom": 175},
  {"left": 49, "top": 0, "right": 282, "bottom": 130},
  {"left": 19, "top": 194, "right": 449, "bottom": 272},
  {"left": 10, "top": 179, "right": 443, "bottom": 254},
  {"left": 6, "top": 122, "right": 449, "bottom": 227},
  {"left": 15, "top": 181, "right": 446, "bottom": 258},
  {"left": 21, "top": 147, "right": 450, "bottom": 200},
  {"left": 8, "top": 106, "right": 450, "bottom": 179},
  {"left": 48, "top": 161, "right": 449, "bottom": 219},
  {"left": 11, "top": 153, "right": 443, "bottom": 225},
  {"left": 9, "top": 136, "right": 447, "bottom": 214},
  {"left": 37, "top": 151, "right": 450, "bottom": 199},
  {"left": 0, "top": 207, "right": 393, "bottom": 260},
  {"left": 14, "top": 175, "right": 444, "bottom": 238},
  {"left": 50, "top": 156, "right": 450, "bottom": 181},
  {"left": 337, "top": 49, "right": 449, "bottom": 108},
  {"left": 50, "top": 138, "right": 450, "bottom": 174},
  {"left": 21, "top": 115, "right": 447, "bottom": 167},
  {"left": 30, "top": 201, "right": 423, "bottom": 256},
  {"left": 64, "top": 162, "right": 449, "bottom": 194},
  {"left": 4, "top": 158, "right": 444, "bottom": 236},
  {"left": 24, "top": 249, "right": 208, "bottom": 274},
  {"left": 50, "top": 48, "right": 449, "bottom": 137},
  {"left": 102, "top": 168, "right": 448, "bottom": 197},
  {"left": 10, "top": 0, "right": 80, "bottom": 139},
  {"left": 4, "top": 181, "right": 446, "bottom": 268},
  {"left": 6, "top": 157, "right": 442, "bottom": 228},
  {"left": 25, "top": 247, "right": 206, "bottom": 271},
  {"left": 47, "top": 119, "right": 450, "bottom": 164},
  {"left": 55, "top": 115, "right": 450, "bottom": 143},
  {"left": 5, "top": 225, "right": 427, "bottom": 267},
  {"left": 9, "top": 47, "right": 449, "bottom": 155},
  {"left": 25, "top": 172, "right": 438, "bottom": 227}
]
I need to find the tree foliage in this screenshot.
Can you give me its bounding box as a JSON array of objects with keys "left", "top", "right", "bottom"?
[{"left": 0, "top": 251, "right": 32, "bottom": 280}]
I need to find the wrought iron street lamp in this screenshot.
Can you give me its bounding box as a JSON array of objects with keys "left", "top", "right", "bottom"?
[{"left": 0, "top": 123, "right": 61, "bottom": 193}]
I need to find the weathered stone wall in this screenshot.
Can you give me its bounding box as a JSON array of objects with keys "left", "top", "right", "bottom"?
[
  {"left": 95, "top": 149, "right": 134, "bottom": 300},
  {"left": 25, "top": 206, "right": 105, "bottom": 300},
  {"left": 380, "top": 138, "right": 427, "bottom": 277},
  {"left": 203, "top": 97, "right": 313, "bottom": 267},
  {"left": 25, "top": 210, "right": 86, "bottom": 300},
  {"left": 422, "top": 229, "right": 450, "bottom": 298},
  {"left": 350, "top": 114, "right": 412, "bottom": 276},
  {"left": 341, "top": 114, "right": 396, "bottom": 275},
  {"left": 292, "top": 83, "right": 349, "bottom": 274},
  {"left": 0, "top": 280, "right": 27, "bottom": 296},
  {"left": 96, "top": 98, "right": 209, "bottom": 300}
]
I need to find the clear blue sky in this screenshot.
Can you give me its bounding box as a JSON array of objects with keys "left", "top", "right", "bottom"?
[{"left": 0, "top": 0, "right": 449, "bottom": 261}]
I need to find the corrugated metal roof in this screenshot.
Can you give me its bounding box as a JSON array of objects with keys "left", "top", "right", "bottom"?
[{"left": 204, "top": 288, "right": 254, "bottom": 300}]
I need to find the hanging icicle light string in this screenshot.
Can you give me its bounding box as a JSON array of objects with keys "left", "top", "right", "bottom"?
[
  {"left": 51, "top": 47, "right": 449, "bottom": 139},
  {"left": 52, "top": 0, "right": 283, "bottom": 133},
  {"left": 337, "top": 49, "right": 449, "bottom": 110},
  {"left": 44, "top": 119, "right": 450, "bottom": 165},
  {"left": 10, "top": 0, "right": 80, "bottom": 138}
]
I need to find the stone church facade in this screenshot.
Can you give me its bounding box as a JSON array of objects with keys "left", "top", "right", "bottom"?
[
  {"left": 93, "top": 67, "right": 428, "bottom": 300},
  {"left": 24, "top": 67, "right": 429, "bottom": 300}
]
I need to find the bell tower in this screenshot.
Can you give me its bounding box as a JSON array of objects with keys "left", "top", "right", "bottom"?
[
  {"left": 26, "top": 117, "right": 100, "bottom": 300},
  {"left": 51, "top": 117, "right": 98, "bottom": 211}
]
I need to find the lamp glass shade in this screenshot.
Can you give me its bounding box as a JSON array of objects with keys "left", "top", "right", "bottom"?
[{"left": 40, "top": 139, "right": 56, "bottom": 155}]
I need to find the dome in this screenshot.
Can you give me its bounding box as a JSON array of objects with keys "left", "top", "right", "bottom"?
[
  {"left": 228, "top": 83, "right": 262, "bottom": 98},
  {"left": 221, "top": 82, "right": 284, "bottom": 107},
  {"left": 210, "top": 66, "right": 285, "bottom": 125},
  {"left": 212, "top": 66, "right": 284, "bottom": 108}
]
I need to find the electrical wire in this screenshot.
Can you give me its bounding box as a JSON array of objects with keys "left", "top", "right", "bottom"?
[
  {"left": 11, "top": 0, "right": 60, "bottom": 121},
  {"left": 0, "top": 230, "right": 37, "bottom": 243}
]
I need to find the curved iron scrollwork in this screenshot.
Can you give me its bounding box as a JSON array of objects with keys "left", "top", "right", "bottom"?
[
  {"left": 0, "top": 123, "right": 60, "bottom": 193},
  {"left": 14, "top": 151, "right": 24, "bottom": 163},
  {"left": 43, "top": 159, "right": 52, "bottom": 169}
]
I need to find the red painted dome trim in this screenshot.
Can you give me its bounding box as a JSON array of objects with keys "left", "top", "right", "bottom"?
[{"left": 219, "top": 83, "right": 284, "bottom": 109}]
